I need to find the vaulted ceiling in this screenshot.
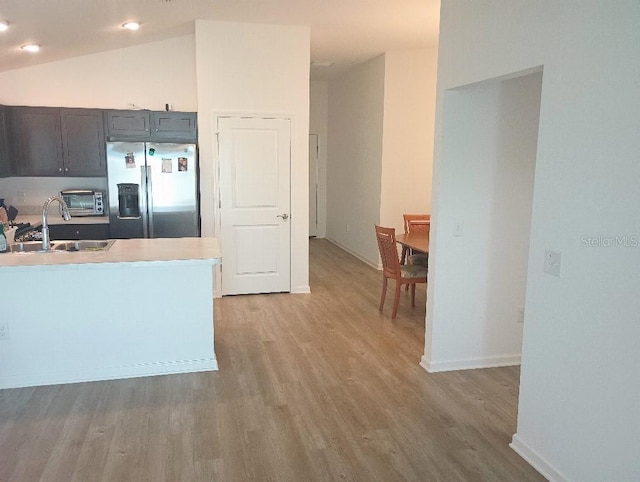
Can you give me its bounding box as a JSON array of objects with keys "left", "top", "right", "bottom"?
[{"left": 0, "top": 0, "right": 440, "bottom": 80}]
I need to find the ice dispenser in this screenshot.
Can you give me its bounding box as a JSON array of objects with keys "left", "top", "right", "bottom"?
[{"left": 117, "top": 183, "right": 141, "bottom": 218}]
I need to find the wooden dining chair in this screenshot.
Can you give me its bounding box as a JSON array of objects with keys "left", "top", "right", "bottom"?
[
  {"left": 375, "top": 225, "right": 428, "bottom": 319},
  {"left": 403, "top": 214, "right": 431, "bottom": 235},
  {"left": 400, "top": 214, "right": 431, "bottom": 266}
]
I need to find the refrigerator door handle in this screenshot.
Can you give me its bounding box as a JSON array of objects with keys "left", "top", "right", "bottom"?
[
  {"left": 147, "top": 165, "right": 155, "bottom": 238},
  {"left": 141, "top": 165, "right": 149, "bottom": 238}
]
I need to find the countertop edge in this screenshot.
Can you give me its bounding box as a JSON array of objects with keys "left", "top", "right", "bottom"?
[
  {"left": 0, "top": 257, "right": 221, "bottom": 272},
  {"left": 0, "top": 237, "right": 222, "bottom": 269}
]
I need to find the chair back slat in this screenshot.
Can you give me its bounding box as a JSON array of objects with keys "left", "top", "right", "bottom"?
[
  {"left": 403, "top": 214, "right": 431, "bottom": 234},
  {"left": 375, "top": 225, "right": 401, "bottom": 278}
]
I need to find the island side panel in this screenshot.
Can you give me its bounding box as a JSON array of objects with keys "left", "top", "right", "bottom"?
[{"left": 0, "top": 261, "right": 217, "bottom": 390}]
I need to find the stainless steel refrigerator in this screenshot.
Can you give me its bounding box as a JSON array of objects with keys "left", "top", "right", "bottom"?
[{"left": 106, "top": 142, "right": 199, "bottom": 239}]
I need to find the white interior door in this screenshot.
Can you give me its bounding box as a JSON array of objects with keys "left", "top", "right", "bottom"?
[
  {"left": 218, "top": 117, "right": 291, "bottom": 295},
  {"left": 309, "top": 134, "right": 318, "bottom": 237}
]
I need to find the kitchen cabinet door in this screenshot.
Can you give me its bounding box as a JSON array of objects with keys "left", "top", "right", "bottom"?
[
  {"left": 49, "top": 223, "right": 110, "bottom": 240},
  {"left": 105, "top": 111, "right": 151, "bottom": 138},
  {"left": 106, "top": 110, "right": 197, "bottom": 140},
  {"left": 61, "top": 109, "right": 106, "bottom": 176},
  {"left": 151, "top": 112, "right": 197, "bottom": 139},
  {"left": 13, "top": 107, "right": 64, "bottom": 176},
  {"left": 0, "top": 106, "right": 10, "bottom": 177}
]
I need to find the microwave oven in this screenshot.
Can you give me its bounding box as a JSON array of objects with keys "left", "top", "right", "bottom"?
[{"left": 59, "top": 189, "right": 105, "bottom": 216}]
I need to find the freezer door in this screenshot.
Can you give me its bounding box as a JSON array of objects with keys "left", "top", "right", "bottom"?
[
  {"left": 146, "top": 143, "right": 199, "bottom": 238},
  {"left": 106, "top": 142, "right": 146, "bottom": 238}
]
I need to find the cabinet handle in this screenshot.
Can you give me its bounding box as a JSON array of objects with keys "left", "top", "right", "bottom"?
[
  {"left": 58, "top": 167, "right": 63, "bottom": 172},
  {"left": 64, "top": 168, "right": 69, "bottom": 173}
]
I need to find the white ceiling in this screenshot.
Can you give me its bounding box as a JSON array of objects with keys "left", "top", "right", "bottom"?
[{"left": 0, "top": 0, "right": 440, "bottom": 80}]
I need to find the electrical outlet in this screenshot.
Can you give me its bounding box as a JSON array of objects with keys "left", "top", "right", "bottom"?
[
  {"left": 17, "top": 191, "right": 27, "bottom": 203},
  {"left": 453, "top": 221, "right": 464, "bottom": 237},
  {"left": 0, "top": 322, "right": 9, "bottom": 340},
  {"left": 345, "top": 224, "right": 350, "bottom": 233},
  {"left": 544, "top": 249, "right": 562, "bottom": 277},
  {"left": 518, "top": 308, "right": 525, "bottom": 323}
]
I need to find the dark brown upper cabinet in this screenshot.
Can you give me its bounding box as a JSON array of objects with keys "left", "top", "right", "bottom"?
[
  {"left": 12, "top": 106, "right": 106, "bottom": 177},
  {"left": 105, "top": 110, "right": 196, "bottom": 140},
  {"left": 104, "top": 110, "right": 151, "bottom": 138},
  {"left": 0, "top": 106, "right": 11, "bottom": 177},
  {"left": 60, "top": 109, "right": 106, "bottom": 176},
  {"left": 12, "top": 107, "right": 63, "bottom": 177},
  {"left": 151, "top": 112, "right": 197, "bottom": 139}
]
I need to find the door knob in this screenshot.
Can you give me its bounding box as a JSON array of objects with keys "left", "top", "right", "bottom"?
[{"left": 277, "top": 213, "right": 289, "bottom": 220}]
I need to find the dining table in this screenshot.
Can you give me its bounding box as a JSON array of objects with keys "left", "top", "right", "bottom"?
[{"left": 396, "top": 232, "right": 429, "bottom": 255}]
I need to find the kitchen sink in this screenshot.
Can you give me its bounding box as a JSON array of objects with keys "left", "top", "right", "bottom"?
[
  {"left": 52, "top": 240, "right": 116, "bottom": 252},
  {"left": 6, "top": 240, "right": 115, "bottom": 253},
  {"left": 6, "top": 241, "right": 54, "bottom": 253}
]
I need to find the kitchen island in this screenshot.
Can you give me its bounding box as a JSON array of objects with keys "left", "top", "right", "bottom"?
[{"left": 0, "top": 237, "right": 221, "bottom": 390}]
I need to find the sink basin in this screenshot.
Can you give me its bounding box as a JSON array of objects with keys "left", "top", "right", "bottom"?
[
  {"left": 5, "top": 239, "right": 116, "bottom": 254},
  {"left": 53, "top": 240, "right": 115, "bottom": 252},
  {"left": 6, "top": 241, "right": 52, "bottom": 253}
]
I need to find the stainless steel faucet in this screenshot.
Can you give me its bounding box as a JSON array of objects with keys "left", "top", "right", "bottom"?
[{"left": 42, "top": 196, "right": 71, "bottom": 251}]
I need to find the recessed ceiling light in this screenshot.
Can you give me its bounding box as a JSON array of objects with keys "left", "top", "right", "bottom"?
[
  {"left": 0, "top": 21, "right": 9, "bottom": 32},
  {"left": 21, "top": 44, "right": 40, "bottom": 53},
  {"left": 311, "top": 61, "right": 335, "bottom": 68},
  {"left": 122, "top": 22, "right": 140, "bottom": 31}
]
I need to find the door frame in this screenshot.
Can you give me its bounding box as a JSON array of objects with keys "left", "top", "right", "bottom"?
[
  {"left": 309, "top": 133, "right": 319, "bottom": 237},
  {"left": 212, "top": 111, "right": 296, "bottom": 296}
]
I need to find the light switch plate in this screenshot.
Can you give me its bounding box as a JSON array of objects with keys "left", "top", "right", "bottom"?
[{"left": 544, "top": 249, "right": 561, "bottom": 277}]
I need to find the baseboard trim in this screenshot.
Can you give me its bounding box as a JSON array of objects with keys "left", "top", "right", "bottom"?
[
  {"left": 0, "top": 357, "right": 219, "bottom": 390},
  {"left": 420, "top": 353, "right": 521, "bottom": 372},
  {"left": 510, "top": 433, "right": 567, "bottom": 482},
  {"left": 292, "top": 285, "right": 311, "bottom": 294},
  {"left": 326, "top": 238, "right": 381, "bottom": 270}
]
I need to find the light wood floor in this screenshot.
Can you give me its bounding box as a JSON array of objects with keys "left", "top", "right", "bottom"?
[{"left": 0, "top": 239, "right": 545, "bottom": 481}]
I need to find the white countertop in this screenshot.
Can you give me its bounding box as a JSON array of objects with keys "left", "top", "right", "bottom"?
[{"left": 0, "top": 237, "right": 222, "bottom": 270}]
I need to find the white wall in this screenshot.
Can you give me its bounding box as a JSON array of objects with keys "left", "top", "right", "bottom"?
[
  {"left": 0, "top": 35, "right": 197, "bottom": 111},
  {"left": 431, "top": 1, "right": 640, "bottom": 480},
  {"left": 424, "top": 71, "right": 541, "bottom": 372},
  {"left": 379, "top": 48, "right": 438, "bottom": 231},
  {"left": 310, "top": 80, "right": 328, "bottom": 238},
  {"left": 326, "top": 56, "right": 385, "bottom": 266},
  {"left": 194, "top": 20, "right": 311, "bottom": 293}
]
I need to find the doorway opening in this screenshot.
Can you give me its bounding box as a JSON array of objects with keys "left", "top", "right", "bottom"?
[{"left": 424, "top": 67, "right": 544, "bottom": 372}]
